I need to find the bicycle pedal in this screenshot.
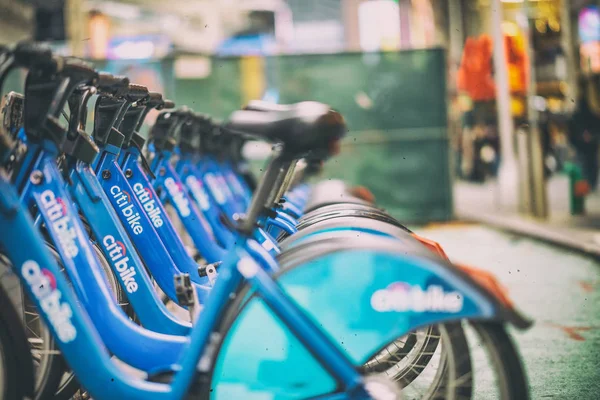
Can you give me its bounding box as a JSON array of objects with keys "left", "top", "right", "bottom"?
[{"left": 174, "top": 273, "right": 194, "bottom": 307}]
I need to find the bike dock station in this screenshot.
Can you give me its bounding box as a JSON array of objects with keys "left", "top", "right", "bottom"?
[{"left": 0, "top": 1, "right": 599, "bottom": 399}]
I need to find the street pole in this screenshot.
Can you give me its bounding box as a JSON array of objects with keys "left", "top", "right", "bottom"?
[
  {"left": 65, "top": 0, "right": 85, "bottom": 57},
  {"left": 561, "top": 0, "right": 577, "bottom": 113},
  {"left": 521, "top": 0, "right": 548, "bottom": 218},
  {"left": 399, "top": 0, "right": 412, "bottom": 49},
  {"left": 490, "top": 0, "right": 519, "bottom": 211}
]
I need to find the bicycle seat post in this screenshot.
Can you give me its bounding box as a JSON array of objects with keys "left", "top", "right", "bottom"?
[
  {"left": 238, "top": 145, "right": 287, "bottom": 233},
  {"left": 269, "top": 160, "right": 297, "bottom": 207}
]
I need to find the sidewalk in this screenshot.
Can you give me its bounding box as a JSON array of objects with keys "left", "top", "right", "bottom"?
[{"left": 454, "top": 176, "right": 600, "bottom": 258}]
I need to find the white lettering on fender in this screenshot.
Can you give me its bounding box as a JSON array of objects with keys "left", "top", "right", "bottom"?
[
  {"left": 185, "top": 175, "right": 211, "bottom": 211},
  {"left": 371, "top": 283, "right": 463, "bottom": 313},
  {"left": 22, "top": 260, "right": 77, "bottom": 343},
  {"left": 39, "top": 190, "right": 79, "bottom": 258},
  {"left": 111, "top": 185, "right": 144, "bottom": 235},
  {"left": 102, "top": 235, "right": 139, "bottom": 293},
  {"left": 164, "top": 177, "right": 191, "bottom": 217},
  {"left": 204, "top": 173, "right": 227, "bottom": 205},
  {"left": 132, "top": 182, "right": 164, "bottom": 229}
]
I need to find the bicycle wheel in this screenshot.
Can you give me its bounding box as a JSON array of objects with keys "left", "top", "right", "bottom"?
[
  {"left": 0, "top": 252, "right": 63, "bottom": 400},
  {"left": 363, "top": 325, "right": 446, "bottom": 390},
  {"left": 52, "top": 359, "right": 81, "bottom": 400},
  {"left": 364, "top": 323, "right": 470, "bottom": 399},
  {"left": 45, "top": 241, "right": 130, "bottom": 400},
  {"left": 4, "top": 239, "right": 129, "bottom": 400},
  {"left": 362, "top": 321, "right": 529, "bottom": 399},
  {"left": 0, "top": 284, "right": 34, "bottom": 400}
]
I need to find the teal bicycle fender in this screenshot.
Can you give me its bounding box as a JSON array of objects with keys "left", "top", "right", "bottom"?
[{"left": 209, "top": 235, "right": 529, "bottom": 400}]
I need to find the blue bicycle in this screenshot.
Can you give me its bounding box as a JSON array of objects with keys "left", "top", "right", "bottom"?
[{"left": 0, "top": 42, "right": 530, "bottom": 400}]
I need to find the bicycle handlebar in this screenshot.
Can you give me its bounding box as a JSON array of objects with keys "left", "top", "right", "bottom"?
[
  {"left": 61, "top": 58, "right": 98, "bottom": 86},
  {"left": 162, "top": 99, "right": 175, "bottom": 110},
  {"left": 125, "top": 83, "right": 149, "bottom": 102},
  {"left": 13, "top": 42, "right": 54, "bottom": 70},
  {"left": 97, "top": 73, "right": 130, "bottom": 96}
]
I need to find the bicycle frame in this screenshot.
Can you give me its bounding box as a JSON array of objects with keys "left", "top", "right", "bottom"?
[
  {"left": 196, "top": 155, "right": 245, "bottom": 216},
  {"left": 14, "top": 142, "right": 188, "bottom": 371},
  {"left": 91, "top": 141, "right": 212, "bottom": 302},
  {"left": 118, "top": 145, "right": 222, "bottom": 282},
  {"left": 149, "top": 150, "right": 226, "bottom": 264},
  {"left": 174, "top": 154, "right": 235, "bottom": 247},
  {"left": 66, "top": 155, "right": 191, "bottom": 335},
  {"left": 175, "top": 154, "right": 284, "bottom": 257},
  {"left": 1, "top": 174, "right": 375, "bottom": 399}
]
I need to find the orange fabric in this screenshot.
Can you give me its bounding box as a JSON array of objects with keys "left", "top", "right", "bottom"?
[
  {"left": 410, "top": 232, "right": 514, "bottom": 309},
  {"left": 575, "top": 180, "right": 591, "bottom": 197},
  {"left": 410, "top": 233, "right": 450, "bottom": 261},
  {"left": 457, "top": 34, "right": 529, "bottom": 101},
  {"left": 349, "top": 186, "right": 375, "bottom": 203},
  {"left": 457, "top": 36, "right": 495, "bottom": 101},
  {"left": 454, "top": 263, "right": 514, "bottom": 308}
]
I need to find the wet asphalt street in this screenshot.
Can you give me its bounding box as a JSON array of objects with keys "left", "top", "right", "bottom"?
[{"left": 416, "top": 224, "right": 600, "bottom": 399}]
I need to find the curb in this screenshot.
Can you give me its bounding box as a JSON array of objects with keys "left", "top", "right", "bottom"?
[{"left": 457, "top": 210, "right": 600, "bottom": 259}]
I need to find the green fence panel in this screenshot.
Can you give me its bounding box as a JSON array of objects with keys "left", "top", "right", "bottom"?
[
  {"left": 174, "top": 49, "right": 452, "bottom": 223},
  {"left": 210, "top": 57, "right": 244, "bottom": 119},
  {"left": 322, "top": 128, "right": 452, "bottom": 222},
  {"left": 271, "top": 49, "right": 452, "bottom": 223},
  {"left": 268, "top": 50, "right": 448, "bottom": 131},
  {"left": 174, "top": 77, "right": 216, "bottom": 117}
]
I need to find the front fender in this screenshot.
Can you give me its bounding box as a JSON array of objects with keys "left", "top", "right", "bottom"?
[{"left": 210, "top": 235, "right": 530, "bottom": 399}]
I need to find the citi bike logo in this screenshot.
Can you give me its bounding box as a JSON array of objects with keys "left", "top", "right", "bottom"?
[
  {"left": 102, "top": 235, "right": 138, "bottom": 293},
  {"left": 185, "top": 175, "right": 210, "bottom": 211},
  {"left": 132, "top": 183, "right": 164, "bottom": 228},
  {"left": 204, "top": 173, "right": 226, "bottom": 205},
  {"left": 22, "top": 260, "right": 77, "bottom": 343},
  {"left": 40, "top": 190, "right": 79, "bottom": 258},
  {"left": 164, "top": 177, "right": 191, "bottom": 217},
  {"left": 111, "top": 186, "right": 143, "bottom": 235},
  {"left": 371, "top": 283, "right": 464, "bottom": 313}
]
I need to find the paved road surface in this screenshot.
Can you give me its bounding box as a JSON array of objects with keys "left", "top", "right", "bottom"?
[
  {"left": 417, "top": 224, "right": 600, "bottom": 399},
  {"left": 2, "top": 223, "right": 598, "bottom": 399}
]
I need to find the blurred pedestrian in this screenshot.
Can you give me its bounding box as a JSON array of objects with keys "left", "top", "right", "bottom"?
[{"left": 569, "top": 87, "right": 600, "bottom": 191}]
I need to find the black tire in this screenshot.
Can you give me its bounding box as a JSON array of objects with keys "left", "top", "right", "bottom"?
[
  {"left": 363, "top": 325, "right": 445, "bottom": 387},
  {"left": 51, "top": 359, "right": 81, "bottom": 400},
  {"left": 470, "top": 322, "right": 530, "bottom": 400},
  {"left": 364, "top": 323, "right": 471, "bottom": 399},
  {"left": 0, "top": 284, "right": 35, "bottom": 400},
  {"left": 43, "top": 241, "right": 130, "bottom": 400},
  {"left": 0, "top": 252, "right": 63, "bottom": 400},
  {"left": 24, "top": 294, "right": 64, "bottom": 400}
]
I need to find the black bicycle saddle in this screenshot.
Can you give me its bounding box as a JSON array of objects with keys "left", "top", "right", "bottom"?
[{"left": 225, "top": 101, "right": 346, "bottom": 159}]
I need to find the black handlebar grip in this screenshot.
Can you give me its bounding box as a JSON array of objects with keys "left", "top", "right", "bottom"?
[
  {"left": 161, "top": 99, "right": 175, "bottom": 110},
  {"left": 145, "top": 92, "right": 163, "bottom": 109},
  {"left": 97, "top": 73, "right": 129, "bottom": 95},
  {"left": 13, "top": 42, "right": 54, "bottom": 69},
  {"left": 125, "top": 83, "right": 149, "bottom": 102},
  {"left": 193, "top": 112, "right": 211, "bottom": 123},
  {"left": 171, "top": 107, "right": 193, "bottom": 119},
  {"left": 61, "top": 58, "right": 98, "bottom": 85}
]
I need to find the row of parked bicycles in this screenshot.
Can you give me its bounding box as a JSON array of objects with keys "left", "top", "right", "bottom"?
[{"left": 0, "top": 42, "right": 532, "bottom": 400}]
